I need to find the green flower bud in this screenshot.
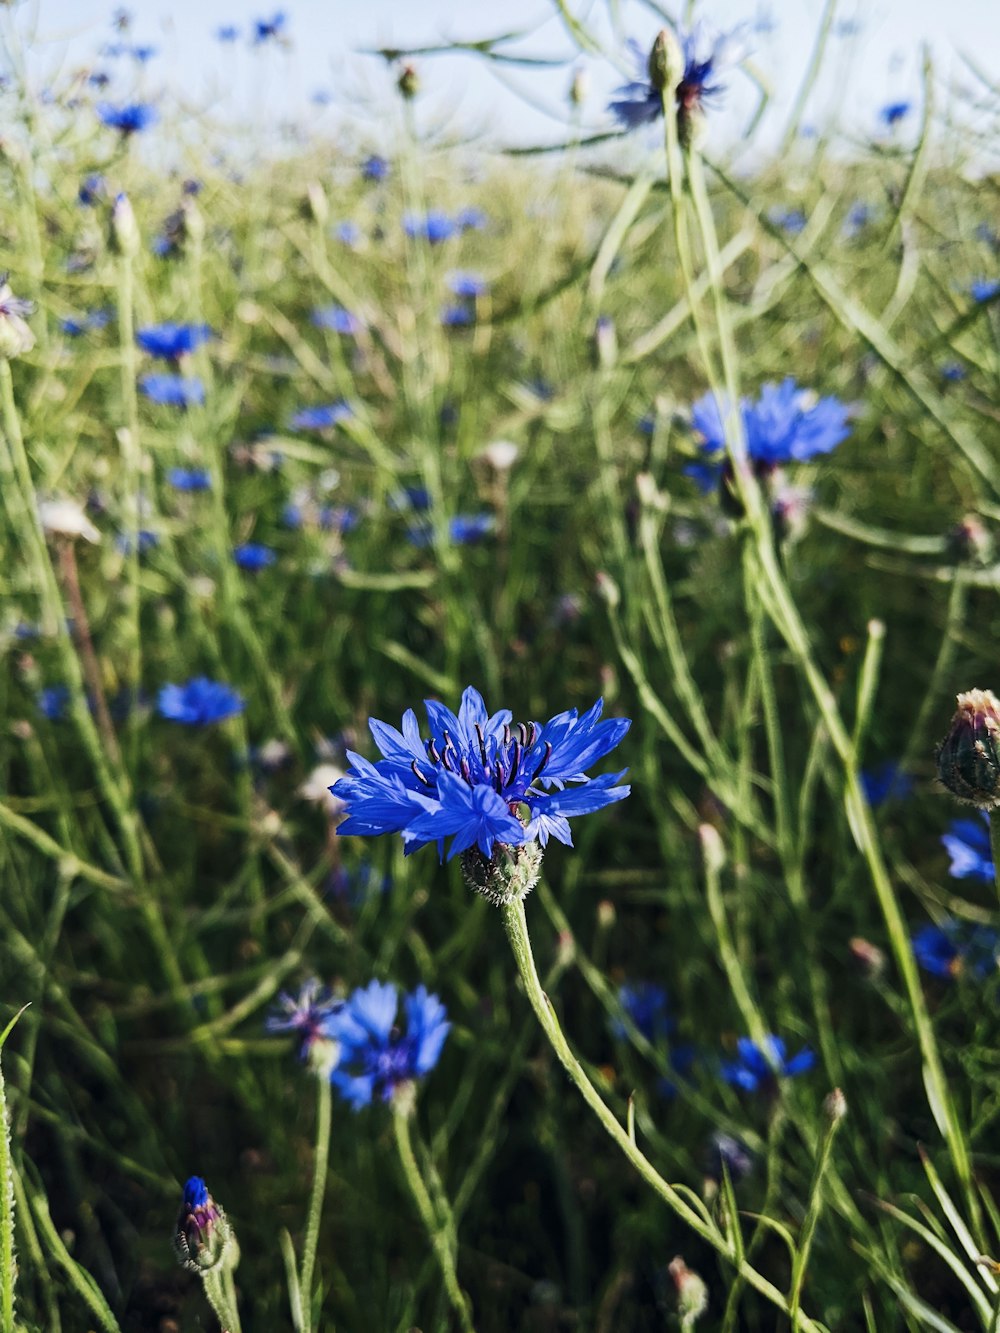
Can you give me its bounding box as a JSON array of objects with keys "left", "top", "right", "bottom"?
[
  {"left": 669, "top": 1256, "right": 708, "bottom": 1327},
  {"left": 936, "top": 689, "right": 1000, "bottom": 809},
  {"left": 460, "top": 841, "right": 543, "bottom": 906}
]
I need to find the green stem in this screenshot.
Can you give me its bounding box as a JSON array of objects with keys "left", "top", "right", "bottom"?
[
  {"left": 500, "top": 898, "right": 823, "bottom": 1329},
  {"left": 203, "top": 1266, "right": 241, "bottom": 1333},
  {"left": 789, "top": 1101, "right": 845, "bottom": 1329},
  {"left": 297, "top": 1075, "right": 332, "bottom": 1331},
  {"left": 392, "top": 1101, "right": 475, "bottom": 1333}
]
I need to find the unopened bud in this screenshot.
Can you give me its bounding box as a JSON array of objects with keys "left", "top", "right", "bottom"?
[
  {"left": 594, "top": 314, "right": 616, "bottom": 369},
  {"left": 305, "top": 181, "right": 328, "bottom": 226},
  {"left": 823, "top": 1087, "right": 848, "bottom": 1123},
  {"left": 568, "top": 67, "right": 589, "bottom": 107},
  {"left": 936, "top": 689, "right": 1000, "bottom": 809},
  {"left": 947, "top": 515, "right": 994, "bottom": 566},
  {"left": 111, "top": 192, "right": 139, "bottom": 256},
  {"left": 397, "top": 62, "right": 419, "bottom": 99},
  {"left": 849, "top": 936, "right": 886, "bottom": 980},
  {"left": 173, "top": 1176, "right": 235, "bottom": 1274},
  {"left": 596, "top": 899, "right": 616, "bottom": 931},
  {"left": 698, "top": 823, "right": 726, "bottom": 874},
  {"left": 594, "top": 571, "right": 620, "bottom": 609},
  {"left": 668, "top": 1256, "right": 708, "bottom": 1327},
  {"left": 648, "top": 28, "right": 684, "bottom": 94}
]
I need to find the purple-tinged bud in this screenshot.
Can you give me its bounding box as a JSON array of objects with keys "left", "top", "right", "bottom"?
[
  {"left": 849, "top": 936, "right": 886, "bottom": 981},
  {"left": 936, "top": 689, "right": 1000, "bottom": 809},
  {"left": 947, "top": 514, "right": 994, "bottom": 566},
  {"left": 173, "top": 1176, "right": 235, "bottom": 1274},
  {"left": 823, "top": 1087, "right": 848, "bottom": 1123},
  {"left": 668, "top": 1256, "right": 708, "bottom": 1327},
  {"left": 397, "top": 62, "right": 419, "bottom": 100}
]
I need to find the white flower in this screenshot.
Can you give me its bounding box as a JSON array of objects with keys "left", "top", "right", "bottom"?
[
  {"left": 298, "top": 763, "right": 346, "bottom": 816},
  {"left": 477, "top": 439, "right": 520, "bottom": 471},
  {"left": 38, "top": 498, "right": 100, "bottom": 543}
]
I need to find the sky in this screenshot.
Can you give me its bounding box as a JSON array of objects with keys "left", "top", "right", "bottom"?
[{"left": 8, "top": 0, "right": 1000, "bottom": 160}]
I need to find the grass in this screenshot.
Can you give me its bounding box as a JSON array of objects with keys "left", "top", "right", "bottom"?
[{"left": 2, "top": 6, "right": 1000, "bottom": 1330}]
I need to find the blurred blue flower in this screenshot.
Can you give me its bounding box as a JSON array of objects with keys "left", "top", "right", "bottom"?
[
  {"left": 912, "top": 918, "right": 1000, "bottom": 979},
  {"left": 609, "top": 29, "right": 741, "bottom": 131},
  {"left": 167, "top": 466, "right": 211, "bottom": 491},
  {"left": 335, "top": 221, "right": 362, "bottom": 246},
  {"left": 131, "top": 44, "right": 157, "bottom": 62},
  {"left": 768, "top": 207, "right": 807, "bottom": 234},
  {"left": 361, "top": 154, "right": 389, "bottom": 182},
  {"left": 215, "top": 24, "right": 240, "bottom": 41},
  {"left": 721, "top": 1035, "right": 815, "bottom": 1091},
  {"left": 311, "top": 306, "right": 363, "bottom": 335},
  {"left": 326, "top": 980, "right": 450, "bottom": 1108},
  {"left": 440, "top": 303, "right": 473, "bottom": 327},
  {"left": 879, "top": 100, "right": 911, "bottom": 127},
  {"left": 139, "top": 374, "right": 204, "bottom": 408},
  {"left": 88, "top": 71, "right": 111, "bottom": 88},
  {"left": 289, "top": 401, "right": 353, "bottom": 431},
  {"left": 691, "top": 378, "right": 852, "bottom": 465},
  {"left": 705, "top": 1131, "right": 753, "bottom": 1183},
  {"left": 78, "top": 174, "right": 107, "bottom": 207},
  {"left": 253, "top": 11, "right": 287, "bottom": 43},
  {"left": 233, "top": 543, "right": 276, "bottom": 571},
  {"left": 942, "top": 813, "right": 994, "bottom": 883},
  {"left": 136, "top": 322, "right": 214, "bottom": 360},
  {"left": 332, "top": 686, "right": 630, "bottom": 860},
  {"left": 115, "top": 529, "right": 158, "bottom": 555},
  {"left": 861, "top": 761, "right": 913, "bottom": 807},
  {"left": 320, "top": 505, "right": 359, "bottom": 534},
  {"left": 96, "top": 101, "right": 158, "bottom": 133},
  {"left": 447, "top": 271, "right": 489, "bottom": 298},
  {"left": 455, "top": 206, "right": 487, "bottom": 231},
  {"left": 38, "top": 686, "right": 70, "bottom": 720},
  {"left": 60, "top": 310, "right": 111, "bottom": 337},
  {"left": 404, "top": 211, "right": 455, "bottom": 244},
  {"left": 406, "top": 513, "right": 495, "bottom": 546},
  {"left": 941, "top": 362, "right": 966, "bottom": 382},
  {"left": 327, "top": 862, "right": 391, "bottom": 907},
  {"left": 971, "top": 279, "right": 1000, "bottom": 303},
  {"left": 266, "top": 978, "right": 343, "bottom": 1061},
  {"left": 158, "top": 677, "right": 245, "bottom": 725},
  {"left": 611, "top": 982, "right": 672, "bottom": 1043},
  {"left": 844, "top": 201, "right": 875, "bottom": 236}
]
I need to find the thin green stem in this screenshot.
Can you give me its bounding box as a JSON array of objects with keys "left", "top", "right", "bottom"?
[
  {"left": 500, "top": 898, "right": 823, "bottom": 1329},
  {"left": 790, "top": 1102, "right": 845, "bottom": 1329},
  {"left": 297, "top": 1075, "right": 332, "bottom": 1331},
  {"left": 392, "top": 1101, "right": 475, "bottom": 1333}
]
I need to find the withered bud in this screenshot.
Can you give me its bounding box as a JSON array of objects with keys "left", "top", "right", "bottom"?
[{"left": 936, "top": 689, "right": 1000, "bottom": 809}]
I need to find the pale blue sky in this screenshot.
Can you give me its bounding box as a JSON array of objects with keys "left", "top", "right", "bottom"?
[{"left": 10, "top": 0, "right": 1000, "bottom": 157}]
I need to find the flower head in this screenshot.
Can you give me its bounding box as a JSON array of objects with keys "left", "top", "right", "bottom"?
[
  {"left": 289, "top": 401, "right": 353, "bottom": 432},
  {"left": 861, "top": 760, "right": 914, "bottom": 808},
  {"left": 157, "top": 677, "right": 245, "bottom": 725},
  {"left": 38, "top": 497, "right": 101, "bottom": 543},
  {"left": 0, "top": 278, "right": 35, "bottom": 358},
  {"left": 720, "top": 1035, "right": 815, "bottom": 1092},
  {"left": 879, "top": 100, "right": 911, "bottom": 128},
  {"left": 361, "top": 154, "right": 389, "bottom": 181},
  {"left": 936, "top": 689, "right": 1000, "bottom": 808},
  {"left": 167, "top": 466, "right": 211, "bottom": 491},
  {"left": 78, "top": 174, "right": 107, "bottom": 207},
  {"left": 942, "top": 812, "right": 994, "bottom": 882},
  {"left": 173, "top": 1176, "right": 234, "bottom": 1274},
  {"left": 215, "top": 24, "right": 240, "bottom": 41},
  {"left": 332, "top": 687, "right": 630, "bottom": 871},
  {"left": 311, "top": 306, "right": 363, "bottom": 336},
  {"left": 139, "top": 374, "right": 204, "bottom": 408},
  {"left": 38, "top": 686, "right": 70, "bottom": 720},
  {"left": 972, "top": 279, "right": 1000, "bottom": 304},
  {"left": 233, "top": 542, "right": 276, "bottom": 572},
  {"left": 912, "top": 918, "right": 1000, "bottom": 980},
  {"left": 96, "top": 101, "right": 158, "bottom": 133},
  {"left": 136, "top": 322, "right": 213, "bottom": 360},
  {"left": 692, "top": 378, "right": 852, "bottom": 467},
  {"left": 609, "top": 28, "right": 743, "bottom": 134},
  {"left": 403, "top": 211, "right": 455, "bottom": 244},
  {"left": 325, "top": 980, "right": 449, "bottom": 1109},
  {"left": 253, "top": 11, "right": 287, "bottom": 44},
  {"left": 266, "top": 978, "right": 343, "bottom": 1070},
  {"left": 446, "top": 271, "right": 489, "bottom": 298},
  {"left": 610, "top": 982, "right": 672, "bottom": 1043}
]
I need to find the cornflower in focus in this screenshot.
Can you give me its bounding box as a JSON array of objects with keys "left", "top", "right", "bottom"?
[
  {"left": 325, "top": 980, "right": 449, "bottom": 1109},
  {"left": 911, "top": 919, "right": 1000, "bottom": 980},
  {"left": 157, "top": 677, "right": 245, "bottom": 725},
  {"left": 720, "top": 1035, "right": 815, "bottom": 1092}
]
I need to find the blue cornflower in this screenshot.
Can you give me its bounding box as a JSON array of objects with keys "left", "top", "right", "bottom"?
[
  {"left": 705, "top": 1131, "right": 754, "bottom": 1183},
  {"left": 167, "top": 466, "right": 211, "bottom": 491},
  {"left": 942, "top": 812, "right": 994, "bottom": 883},
  {"left": 406, "top": 513, "right": 495, "bottom": 546},
  {"left": 691, "top": 378, "right": 852, "bottom": 466},
  {"left": 361, "top": 154, "right": 389, "bottom": 182},
  {"left": 253, "top": 11, "right": 287, "bottom": 44},
  {"left": 721, "top": 1035, "right": 815, "bottom": 1092},
  {"left": 332, "top": 686, "right": 630, "bottom": 861},
  {"left": 266, "top": 978, "right": 344, "bottom": 1062},
  {"left": 455, "top": 206, "right": 487, "bottom": 231},
  {"left": 290, "top": 401, "right": 353, "bottom": 432},
  {"left": 335, "top": 221, "right": 362, "bottom": 246},
  {"left": 158, "top": 677, "right": 245, "bottom": 725},
  {"left": 861, "top": 761, "right": 914, "bottom": 807},
  {"left": 115, "top": 529, "right": 158, "bottom": 555},
  {"left": 879, "top": 100, "right": 911, "bottom": 127},
  {"left": 216, "top": 24, "right": 240, "bottom": 41},
  {"left": 60, "top": 310, "right": 110, "bottom": 337},
  {"left": 96, "top": 101, "right": 158, "bottom": 134},
  {"left": 139, "top": 374, "right": 205, "bottom": 408},
  {"left": 941, "top": 362, "right": 966, "bottom": 382},
  {"left": 610, "top": 982, "right": 672, "bottom": 1043},
  {"left": 912, "top": 918, "right": 1000, "bottom": 980},
  {"left": 130, "top": 44, "right": 157, "bottom": 62},
  {"left": 971, "top": 279, "right": 1000, "bottom": 303},
  {"left": 325, "top": 980, "right": 449, "bottom": 1109},
  {"left": 768, "top": 207, "right": 807, "bottom": 234},
  {"left": 38, "top": 686, "right": 70, "bottom": 720},
  {"left": 311, "top": 306, "right": 363, "bottom": 336},
  {"left": 609, "top": 28, "right": 742, "bottom": 133},
  {"left": 320, "top": 505, "right": 359, "bottom": 534},
  {"left": 440, "top": 304, "right": 473, "bottom": 328},
  {"left": 78, "top": 174, "right": 107, "bottom": 207},
  {"left": 403, "top": 211, "right": 456, "bottom": 244},
  {"left": 447, "top": 271, "right": 488, "bottom": 298},
  {"left": 233, "top": 543, "right": 276, "bottom": 571},
  {"left": 136, "top": 322, "right": 214, "bottom": 360},
  {"left": 88, "top": 71, "right": 111, "bottom": 88}
]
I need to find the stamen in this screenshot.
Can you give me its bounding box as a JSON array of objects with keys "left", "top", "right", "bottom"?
[
  {"left": 460, "top": 757, "right": 472, "bottom": 784},
  {"left": 517, "top": 722, "right": 527, "bottom": 746},
  {"left": 531, "top": 742, "right": 553, "bottom": 782},
  {"left": 427, "top": 739, "right": 441, "bottom": 764},
  {"left": 475, "top": 722, "right": 488, "bottom": 768},
  {"left": 494, "top": 758, "right": 505, "bottom": 793},
  {"left": 503, "top": 723, "right": 511, "bottom": 748},
  {"left": 525, "top": 721, "right": 536, "bottom": 747},
  {"left": 510, "top": 739, "right": 521, "bottom": 779},
  {"left": 441, "top": 748, "right": 454, "bottom": 772},
  {"left": 411, "top": 759, "right": 432, "bottom": 786}
]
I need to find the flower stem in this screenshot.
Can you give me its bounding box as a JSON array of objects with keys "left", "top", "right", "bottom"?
[
  {"left": 297, "top": 1075, "right": 332, "bottom": 1331},
  {"left": 392, "top": 1100, "right": 475, "bottom": 1333},
  {"left": 989, "top": 809, "right": 1000, "bottom": 912},
  {"left": 500, "top": 898, "right": 823, "bottom": 1328}
]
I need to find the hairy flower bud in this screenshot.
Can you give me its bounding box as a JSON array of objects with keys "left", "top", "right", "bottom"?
[
  {"left": 461, "top": 841, "right": 543, "bottom": 906},
  {"left": 823, "top": 1087, "right": 848, "bottom": 1123},
  {"left": 936, "top": 689, "right": 1000, "bottom": 809},
  {"left": 669, "top": 1256, "right": 708, "bottom": 1327},
  {"left": 173, "top": 1176, "right": 235, "bottom": 1274},
  {"left": 648, "top": 28, "right": 684, "bottom": 94}
]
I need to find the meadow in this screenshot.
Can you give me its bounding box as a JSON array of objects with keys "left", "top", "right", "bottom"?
[{"left": 3, "top": 4, "right": 1000, "bottom": 1330}]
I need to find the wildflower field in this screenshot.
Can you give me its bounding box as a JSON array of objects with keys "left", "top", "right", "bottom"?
[{"left": 5, "top": 3, "right": 1000, "bottom": 1330}]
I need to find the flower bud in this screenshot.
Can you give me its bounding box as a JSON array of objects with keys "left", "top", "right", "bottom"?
[
  {"left": 649, "top": 28, "right": 684, "bottom": 93},
  {"left": 397, "top": 62, "right": 419, "bottom": 99},
  {"left": 936, "top": 689, "right": 1000, "bottom": 809},
  {"left": 593, "top": 314, "right": 616, "bottom": 369},
  {"left": 947, "top": 515, "right": 994, "bottom": 566},
  {"left": 460, "top": 841, "right": 543, "bottom": 906},
  {"left": 668, "top": 1256, "right": 708, "bottom": 1327},
  {"left": 849, "top": 936, "right": 886, "bottom": 981},
  {"left": 823, "top": 1087, "right": 848, "bottom": 1123},
  {"left": 568, "top": 67, "right": 589, "bottom": 107},
  {"left": 173, "top": 1176, "right": 235, "bottom": 1274},
  {"left": 110, "top": 192, "right": 139, "bottom": 257}
]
